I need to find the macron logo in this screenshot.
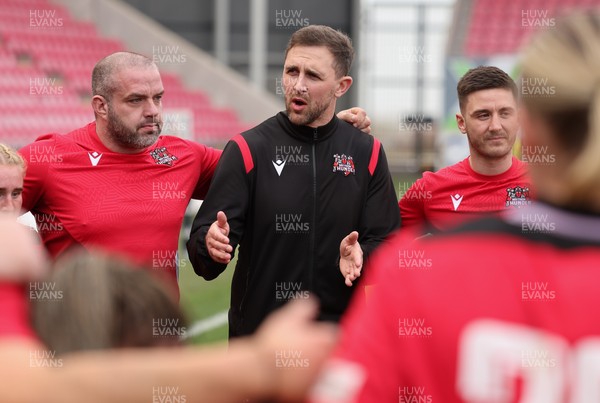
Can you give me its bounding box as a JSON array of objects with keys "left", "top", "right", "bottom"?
[
  {"left": 88, "top": 151, "right": 103, "bottom": 167},
  {"left": 451, "top": 194, "right": 463, "bottom": 211},
  {"left": 272, "top": 158, "right": 286, "bottom": 176}
]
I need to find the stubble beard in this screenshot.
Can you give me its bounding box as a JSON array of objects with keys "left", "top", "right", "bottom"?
[
  {"left": 285, "top": 90, "right": 336, "bottom": 127},
  {"left": 106, "top": 105, "right": 162, "bottom": 150},
  {"left": 467, "top": 132, "right": 513, "bottom": 161}
]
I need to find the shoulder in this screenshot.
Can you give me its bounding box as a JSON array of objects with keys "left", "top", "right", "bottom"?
[
  {"left": 157, "top": 136, "right": 222, "bottom": 159},
  {"left": 22, "top": 123, "right": 96, "bottom": 151},
  {"left": 370, "top": 218, "right": 526, "bottom": 282},
  {"left": 431, "top": 159, "right": 467, "bottom": 177},
  {"left": 420, "top": 159, "right": 467, "bottom": 185},
  {"left": 0, "top": 282, "right": 37, "bottom": 341},
  {"left": 511, "top": 157, "right": 530, "bottom": 178},
  {"left": 238, "top": 115, "right": 279, "bottom": 144},
  {"left": 156, "top": 135, "right": 198, "bottom": 149},
  {"left": 336, "top": 119, "right": 375, "bottom": 145},
  {"left": 19, "top": 130, "right": 82, "bottom": 166}
]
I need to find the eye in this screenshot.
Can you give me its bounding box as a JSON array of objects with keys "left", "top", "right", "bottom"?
[
  {"left": 129, "top": 98, "right": 142, "bottom": 104},
  {"left": 11, "top": 190, "right": 22, "bottom": 199}
]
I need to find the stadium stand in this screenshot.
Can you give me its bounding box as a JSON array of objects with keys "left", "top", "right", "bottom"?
[
  {"left": 463, "top": 0, "right": 599, "bottom": 56},
  {"left": 0, "top": 0, "right": 251, "bottom": 148}
]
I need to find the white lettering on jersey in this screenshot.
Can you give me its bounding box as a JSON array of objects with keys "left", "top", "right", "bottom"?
[
  {"left": 308, "top": 358, "right": 366, "bottom": 402},
  {"left": 457, "top": 319, "right": 600, "bottom": 403}
]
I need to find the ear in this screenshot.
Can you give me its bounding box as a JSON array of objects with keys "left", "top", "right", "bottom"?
[
  {"left": 92, "top": 95, "right": 109, "bottom": 119},
  {"left": 334, "top": 76, "right": 353, "bottom": 98},
  {"left": 456, "top": 113, "right": 467, "bottom": 134}
]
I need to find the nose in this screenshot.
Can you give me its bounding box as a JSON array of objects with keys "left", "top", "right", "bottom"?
[
  {"left": 293, "top": 75, "right": 307, "bottom": 94},
  {"left": 144, "top": 99, "right": 160, "bottom": 118},
  {"left": 0, "top": 197, "right": 19, "bottom": 215},
  {"left": 489, "top": 113, "right": 502, "bottom": 132}
]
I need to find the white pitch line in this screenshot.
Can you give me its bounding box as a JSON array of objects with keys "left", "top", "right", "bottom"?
[{"left": 184, "top": 311, "right": 229, "bottom": 339}]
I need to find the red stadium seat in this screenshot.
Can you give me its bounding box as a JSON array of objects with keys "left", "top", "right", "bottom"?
[
  {"left": 463, "top": 0, "right": 596, "bottom": 57},
  {"left": 0, "top": 0, "right": 247, "bottom": 147}
]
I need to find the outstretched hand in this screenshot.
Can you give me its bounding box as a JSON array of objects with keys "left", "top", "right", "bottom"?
[
  {"left": 254, "top": 298, "right": 338, "bottom": 401},
  {"left": 339, "top": 231, "right": 363, "bottom": 287},
  {"left": 206, "top": 211, "right": 233, "bottom": 264}
]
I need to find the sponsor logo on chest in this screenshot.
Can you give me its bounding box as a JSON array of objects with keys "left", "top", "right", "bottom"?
[
  {"left": 88, "top": 151, "right": 103, "bottom": 166},
  {"left": 272, "top": 145, "right": 310, "bottom": 176},
  {"left": 450, "top": 193, "right": 464, "bottom": 211}
]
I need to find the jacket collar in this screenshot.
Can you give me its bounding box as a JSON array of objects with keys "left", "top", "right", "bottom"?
[{"left": 276, "top": 111, "right": 339, "bottom": 143}]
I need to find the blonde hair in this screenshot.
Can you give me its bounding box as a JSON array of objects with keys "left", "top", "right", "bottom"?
[
  {"left": 0, "top": 143, "right": 26, "bottom": 171},
  {"left": 520, "top": 11, "right": 600, "bottom": 207}
]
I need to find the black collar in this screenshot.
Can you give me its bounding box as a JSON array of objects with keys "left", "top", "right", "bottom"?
[{"left": 276, "top": 111, "right": 339, "bottom": 143}]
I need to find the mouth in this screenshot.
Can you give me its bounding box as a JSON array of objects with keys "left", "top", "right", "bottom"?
[
  {"left": 289, "top": 97, "right": 307, "bottom": 112},
  {"left": 140, "top": 123, "right": 159, "bottom": 131}
]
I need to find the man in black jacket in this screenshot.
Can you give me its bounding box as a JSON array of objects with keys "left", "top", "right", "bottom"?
[{"left": 187, "top": 25, "right": 400, "bottom": 338}]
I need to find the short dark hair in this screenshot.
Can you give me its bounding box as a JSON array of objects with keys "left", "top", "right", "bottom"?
[
  {"left": 457, "top": 66, "right": 518, "bottom": 112},
  {"left": 285, "top": 25, "right": 354, "bottom": 78}
]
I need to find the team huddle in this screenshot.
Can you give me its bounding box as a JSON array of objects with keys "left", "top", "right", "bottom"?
[{"left": 2, "top": 11, "right": 600, "bottom": 403}]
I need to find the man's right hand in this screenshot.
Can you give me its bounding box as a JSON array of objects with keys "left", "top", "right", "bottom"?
[
  {"left": 206, "top": 211, "right": 233, "bottom": 264},
  {"left": 254, "top": 298, "right": 338, "bottom": 401}
]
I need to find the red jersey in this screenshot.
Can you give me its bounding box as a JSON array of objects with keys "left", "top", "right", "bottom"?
[
  {"left": 311, "top": 202, "right": 600, "bottom": 403},
  {"left": 399, "top": 156, "right": 532, "bottom": 232},
  {"left": 0, "top": 282, "right": 36, "bottom": 340},
  {"left": 20, "top": 123, "right": 221, "bottom": 287}
]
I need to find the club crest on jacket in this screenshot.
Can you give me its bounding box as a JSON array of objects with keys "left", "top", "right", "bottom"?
[{"left": 333, "top": 154, "right": 355, "bottom": 176}]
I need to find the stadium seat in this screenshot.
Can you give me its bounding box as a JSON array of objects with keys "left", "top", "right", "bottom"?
[{"left": 0, "top": 0, "right": 248, "bottom": 147}]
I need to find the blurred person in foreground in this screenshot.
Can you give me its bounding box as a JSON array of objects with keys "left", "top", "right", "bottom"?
[
  {"left": 0, "top": 223, "right": 336, "bottom": 402},
  {"left": 187, "top": 25, "right": 400, "bottom": 338},
  {"left": 32, "top": 251, "right": 186, "bottom": 354},
  {"left": 17, "top": 51, "right": 371, "bottom": 294},
  {"left": 399, "top": 66, "right": 532, "bottom": 233},
  {"left": 310, "top": 11, "right": 600, "bottom": 403}
]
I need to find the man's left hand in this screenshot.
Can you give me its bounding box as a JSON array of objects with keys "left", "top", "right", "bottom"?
[{"left": 339, "top": 231, "right": 363, "bottom": 287}]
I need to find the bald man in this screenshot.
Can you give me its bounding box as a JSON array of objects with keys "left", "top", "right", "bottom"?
[{"left": 19, "top": 52, "right": 369, "bottom": 292}]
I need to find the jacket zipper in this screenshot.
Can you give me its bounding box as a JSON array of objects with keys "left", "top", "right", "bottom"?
[{"left": 309, "top": 128, "right": 317, "bottom": 292}]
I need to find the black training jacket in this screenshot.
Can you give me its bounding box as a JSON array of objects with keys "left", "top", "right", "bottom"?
[{"left": 187, "top": 112, "right": 400, "bottom": 337}]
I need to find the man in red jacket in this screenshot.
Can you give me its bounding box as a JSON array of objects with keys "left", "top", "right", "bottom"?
[{"left": 400, "top": 66, "right": 531, "bottom": 232}]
